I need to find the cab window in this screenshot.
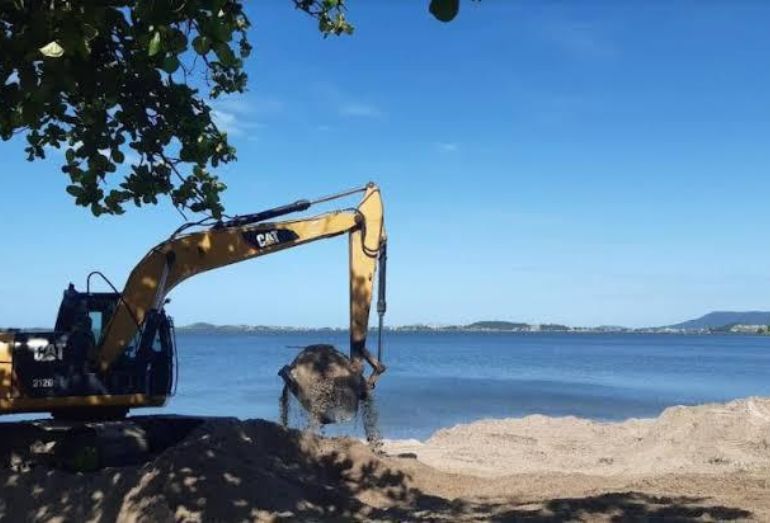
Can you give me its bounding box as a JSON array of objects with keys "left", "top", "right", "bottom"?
[{"left": 89, "top": 311, "right": 102, "bottom": 341}]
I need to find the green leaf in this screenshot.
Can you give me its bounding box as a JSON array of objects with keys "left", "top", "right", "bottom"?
[
  {"left": 192, "top": 35, "right": 211, "bottom": 55},
  {"left": 39, "top": 41, "right": 64, "bottom": 58},
  {"left": 6, "top": 2, "right": 252, "bottom": 217},
  {"left": 111, "top": 150, "right": 125, "bottom": 163},
  {"left": 148, "top": 31, "right": 162, "bottom": 56},
  {"left": 429, "top": 0, "right": 459, "bottom": 22},
  {"left": 213, "top": 43, "right": 236, "bottom": 66},
  {"left": 209, "top": 19, "right": 232, "bottom": 41},
  {"left": 162, "top": 55, "right": 180, "bottom": 73},
  {"left": 169, "top": 29, "right": 188, "bottom": 53},
  {"left": 66, "top": 185, "right": 84, "bottom": 197}
]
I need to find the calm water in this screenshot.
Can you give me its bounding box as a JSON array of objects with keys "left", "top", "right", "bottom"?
[
  {"left": 5, "top": 332, "right": 770, "bottom": 439},
  {"left": 138, "top": 331, "right": 770, "bottom": 439}
]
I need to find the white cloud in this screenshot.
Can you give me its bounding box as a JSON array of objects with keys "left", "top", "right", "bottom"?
[
  {"left": 313, "top": 81, "right": 385, "bottom": 119},
  {"left": 213, "top": 95, "right": 284, "bottom": 115},
  {"left": 211, "top": 109, "right": 266, "bottom": 137},
  {"left": 541, "top": 21, "right": 616, "bottom": 60},
  {"left": 210, "top": 95, "right": 280, "bottom": 137},
  {"left": 339, "top": 102, "right": 383, "bottom": 118},
  {"left": 435, "top": 141, "right": 458, "bottom": 152}
]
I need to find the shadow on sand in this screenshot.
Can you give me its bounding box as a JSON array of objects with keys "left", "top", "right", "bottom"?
[
  {"left": 0, "top": 417, "right": 754, "bottom": 522},
  {"left": 378, "top": 491, "right": 753, "bottom": 522}
]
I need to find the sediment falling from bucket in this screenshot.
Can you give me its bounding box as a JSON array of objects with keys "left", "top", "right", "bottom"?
[
  {"left": 279, "top": 385, "right": 290, "bottom": 427},
  {"left": 362, "top": 395, "right": 383, "bottom": 453},
  {"left": 280, "top": 345, "right": 365, "bottom": 424}
]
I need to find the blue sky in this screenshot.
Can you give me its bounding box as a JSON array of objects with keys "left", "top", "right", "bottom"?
[{"left": 2, "top": 2, "right": 770, "bottom": 328}]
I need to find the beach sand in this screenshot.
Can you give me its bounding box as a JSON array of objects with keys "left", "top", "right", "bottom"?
[{"left": 2, "top": 398, "right": 770, "bottom": 521}]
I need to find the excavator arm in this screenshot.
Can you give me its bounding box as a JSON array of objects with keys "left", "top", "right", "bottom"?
[{"left": 96, "top": 184, "right": 386, "bottom": 384}]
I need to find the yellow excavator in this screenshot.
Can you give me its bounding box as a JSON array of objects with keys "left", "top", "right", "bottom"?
[{"left": 0, "top": 183, "right": 387, "bottom": 421}]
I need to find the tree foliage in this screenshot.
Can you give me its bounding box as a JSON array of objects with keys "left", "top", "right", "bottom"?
[
  {"left": 0, "top": 0, "right": 461, "bottom": 218},
  {"left": 429, "top": 0, "right": 460, "bottom": 22}
]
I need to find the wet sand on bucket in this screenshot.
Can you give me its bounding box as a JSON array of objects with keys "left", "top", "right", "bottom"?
[{"left": 279, "top": 344, "right": 368, "bottom": 423}]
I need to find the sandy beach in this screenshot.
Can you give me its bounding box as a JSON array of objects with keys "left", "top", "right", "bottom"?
[{"left": 2, "top": 397, "right": 770, "bottom": 521}]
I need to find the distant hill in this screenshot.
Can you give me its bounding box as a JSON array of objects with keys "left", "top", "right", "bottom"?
[
  {"left": 180, "top": 322, "right": 219, "bottom": 331},
  {"left": 177, "top": 312, "right": 770, "bottom": 335},
  {"left": 465, "top": 321, "right": 529, "bottom": 331},
  {"left": 176, "top": 322, "right": 340, "bottom": 333},
  {"left": 668, "top": 311, "right": 770, "bottom": 330},
  {"left": 178, "top": 322, "right": 267, "bottom": 333}
]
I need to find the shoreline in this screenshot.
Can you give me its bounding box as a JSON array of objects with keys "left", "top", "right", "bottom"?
[
  {"left": 2, "top": 397, "right": 770, "bottom": 521},
  {"left": 381, "top": 396, "right": 770, "bottom": 477},
  {"left": 174, "top": 327, "right": 769, "bottom": 336}
]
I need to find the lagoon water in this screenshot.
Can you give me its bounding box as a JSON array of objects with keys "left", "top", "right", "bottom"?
[{"left": 138, "top": 331, "right": 770, "bottom": 439}]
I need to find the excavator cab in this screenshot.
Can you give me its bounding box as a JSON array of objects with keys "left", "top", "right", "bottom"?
[
  {"left": 7, "top": 284, "right": 175, "bottom": 417},
  {"left": 54, "top": 284, "right": 117, "bottom": 358}
]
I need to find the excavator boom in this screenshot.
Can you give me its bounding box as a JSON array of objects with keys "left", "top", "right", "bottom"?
[{"left": 98, "top": 183, "right": 385, "bottom": 372}]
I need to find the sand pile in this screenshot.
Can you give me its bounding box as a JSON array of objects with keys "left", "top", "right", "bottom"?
[
  {"left": 0, "top": 418, "right": 414, "bottom": 522},
  {"left": 383, "top": 397, "right": 770, "bottom": 477},
  {"left": 3, "top": 398, "right": 770, "bottom": 522}
]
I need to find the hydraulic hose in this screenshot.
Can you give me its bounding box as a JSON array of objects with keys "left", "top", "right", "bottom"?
[{"left": 376, "top": 241, "right": 387, "bottom": 362}]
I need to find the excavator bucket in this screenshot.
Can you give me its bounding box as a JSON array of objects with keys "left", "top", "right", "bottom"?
[{"left": 278, "top": 344, "right": 367, "bottom": 424}]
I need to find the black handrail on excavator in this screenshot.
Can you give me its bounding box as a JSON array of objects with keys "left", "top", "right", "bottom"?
[{"left": 219, "top": 185, "right": 370, "bottom": 229}]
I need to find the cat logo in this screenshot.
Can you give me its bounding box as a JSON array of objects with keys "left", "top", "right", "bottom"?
[
  {"left": 18, "top": 338, "right": 64, "bottom": 362},
  {"left": 255, "top": 231, "right": 280, "bottom": 248},
  {"left": 242, "top": 229, "right": 299, "bottom": 250}
]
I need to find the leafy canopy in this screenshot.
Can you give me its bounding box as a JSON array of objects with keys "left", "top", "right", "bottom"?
[{"left": 0, "top": 0, "right": 462, "bottom": 218}]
